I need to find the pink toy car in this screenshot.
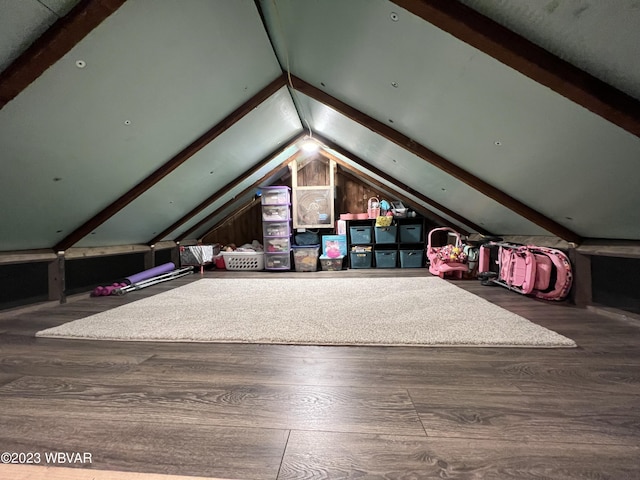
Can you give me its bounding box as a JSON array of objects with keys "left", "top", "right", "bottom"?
[{"left": 478, "top": 241, "right": 573, "bottom": 301}]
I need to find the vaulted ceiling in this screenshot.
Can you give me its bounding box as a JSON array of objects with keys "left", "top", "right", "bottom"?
[{"left": 1, "top": 0, "right": 639, "bottom": 254}]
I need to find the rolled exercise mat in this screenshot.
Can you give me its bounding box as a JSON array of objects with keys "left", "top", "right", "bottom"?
[{"left": 125, "top": 262, "right": 176, "bottom": 285}]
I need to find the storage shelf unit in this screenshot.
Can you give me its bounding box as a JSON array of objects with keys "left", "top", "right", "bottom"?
[
  {"left": 261, "top": 186, "right": 292, "bottom": 271},
  {"left": 346, "top": 217, "right": 426, "bottom": 268}
]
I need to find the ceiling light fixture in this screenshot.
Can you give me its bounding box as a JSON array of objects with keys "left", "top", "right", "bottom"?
[{"left": 301, "top": 140, "right": 319, "bottom": 153}]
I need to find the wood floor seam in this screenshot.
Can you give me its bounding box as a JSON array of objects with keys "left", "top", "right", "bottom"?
[
  {"left": 419, "top": 431, "right": 640, "bottom": 448},
  {"left": 279, "top": 427, "right": 430, "bottom": 439},
  {"left": 275, "top": 430, "right": 291, "bottom": 480},
  {"left": 404, "top": 388, "right": 430, "bottom": 438}
]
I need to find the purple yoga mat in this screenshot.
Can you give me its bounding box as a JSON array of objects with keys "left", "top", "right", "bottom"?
[{"left": 125, "top": 262, "right": 175, "bottom": 285}]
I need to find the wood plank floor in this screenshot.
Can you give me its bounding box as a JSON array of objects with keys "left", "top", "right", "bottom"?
[{"left": 1, "top": 269, "right": 639, "bottom": 479}]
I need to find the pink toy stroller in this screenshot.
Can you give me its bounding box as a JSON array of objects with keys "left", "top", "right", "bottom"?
[
  {"left": 477, "top": 241, "right": 573, "bottom": 301},
  {"left": 427, "top": 227, "right": 469, "bottom": 279}
]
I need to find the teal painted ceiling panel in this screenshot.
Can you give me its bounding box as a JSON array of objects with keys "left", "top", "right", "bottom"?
[
  {"left": 75, "top": 88, "right": 302, "bottom": 247},
  {"left": 460, "top": 0, "right": 640, "bottom": 101},
  {"left": 0, "top": 0, "right": 62, "bottom": 72},
  {"left": 294, "top": 92, "right": 552, "bottom": 236},
  {"left": 0, "top": 0, "right": 282, "bottom": 251},
  {"left": 262, "top": 0, "right": 640, "bottom": 240},
  {"left": 1, "top": 0, "right": 640, "bottom": 256},
  {"left": 168, "top": 144, "right": 300, "bottom": 242}
]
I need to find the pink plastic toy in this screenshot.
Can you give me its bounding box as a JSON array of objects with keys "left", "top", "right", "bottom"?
[
  {"left": 427, "top": 227, "right": 469, "bottom": 279},
  {"left": 478, "top": 241, "right": 573, "bottom": 301}
]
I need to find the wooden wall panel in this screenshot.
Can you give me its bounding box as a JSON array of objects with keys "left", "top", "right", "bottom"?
[
  {"left": 335, "top": 171, "right": 381, "bottom": 215},
  {"left": 296, "top": 156, "right": 330, "bottom": 186},
  {"left": 202, "top": 202, "right": 263, "bottom": 248}
]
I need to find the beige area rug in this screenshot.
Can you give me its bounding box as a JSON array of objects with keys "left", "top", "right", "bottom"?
[{"left": 36, "top": 277, "right": 575, "bottom": 347}]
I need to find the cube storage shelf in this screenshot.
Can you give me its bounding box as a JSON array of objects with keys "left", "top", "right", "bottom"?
[
  {"left": 375, "top": 250, "right": 397, "bottom": 268},
  {"left": 262, "top": 186, "right": 292, "bottom": 271},
  {"left": 400, "top": 249, "right": 424, "bottom": 268},
  {"left": 350, "top": 251, "right": 373, "bottom": 269},
  {"left": 374, "top": 225, "right": 397, "bottom": 244},
  {"left": 399, "top": 224, "right": 423, "bottom": 243},
  {"left": 349, "top": 226, "right": 372, "bottom": 244},
  {"left": 346, "top": 218, "right": 426, "bottom": 269}
]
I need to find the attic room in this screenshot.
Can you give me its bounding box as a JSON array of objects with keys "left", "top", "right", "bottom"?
[{"left": 1, "top": 1, "right": 640, "bottom": 479}]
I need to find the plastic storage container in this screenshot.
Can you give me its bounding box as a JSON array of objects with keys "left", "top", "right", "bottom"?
[
  {"left": 375, "top": 250, "right": 397, "bottom": 268},
  {"left": 349, "top": 226, "right": 372, "bottom": 244},
  {"left": 400, "top": 249, "right": 424, "bottom": 268},
  {"left": 322, "top": 235, "right": 347, "bottom": 257},
  {"left": 350, "top": 251, "right": 372, "bottom": 269},
  {"left": 292, "top": 245, "right": 320, "bottom": 272},
  {"left": 374, "top": 226, "right": 397, "bottom": 244},
  {"left": 261, "top": 186, "right": 290, "bottom": 205},
  {"left": 264, "top": 237, "right": 291, "bottom": 253},
  {"left": 262, "top": 185, "right": 291, "bottom": 272},
  {"left": 263, "top": 221, "right": 290, "bottom": 238},
  {"left": 319, "top": 255, "right": 344, "bottom": 271},
  {"left": 400, "top": 224, "right": 423, "bottom": 243},
  {"left": 221, "top": 251, "right": 265, "bottom": 270},
  {"left": 264, "top": 252, "right": 291, "bottom": 270},
  {"left": 262, "top": 205, "right": 290, "bottom": 221}
]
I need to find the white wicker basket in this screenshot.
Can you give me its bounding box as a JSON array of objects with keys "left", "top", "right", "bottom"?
[{"left": 220, "top": 251, "right": 264, "bottom": 270}]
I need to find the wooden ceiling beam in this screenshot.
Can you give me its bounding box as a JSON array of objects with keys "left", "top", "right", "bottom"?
[
  {"left": 0, "top": 0, "right": 127, "bottom": 109},
  {"left": 316, "top": 137, "right": 483, "bottom": 235},
  {"left": 148, "top": 132, "right": 305, "bottom": 245},
  {"left": 53, "top": 74, "right": 288, "bottom": 251},
  {"left": 290, "top": 75, "right": 581, "bottom": 243},
  {"left": 176, "top": 152, "right": 300, "bottom": 242},
  {"left": 391, "top": 0, "right": 640, "bottom": 138}
]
